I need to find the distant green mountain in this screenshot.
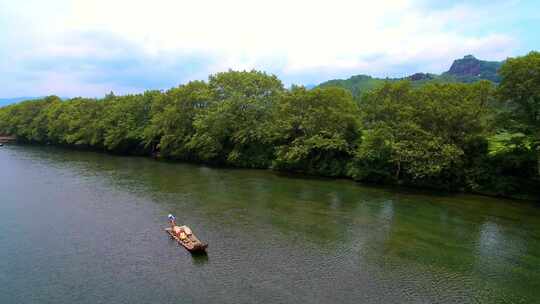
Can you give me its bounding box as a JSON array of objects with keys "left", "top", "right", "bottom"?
[
  {"left": 316, "top": 75, "right": 386, "bottom": 97},
  {"left": 317, "top": 55, "right": 503, "bottom": 97},
  {"left": 0, "top": 96, "right": 69, "bottom": 107},
  {"left": 0, "top": 97, "right": 43, "bottom": 107}
]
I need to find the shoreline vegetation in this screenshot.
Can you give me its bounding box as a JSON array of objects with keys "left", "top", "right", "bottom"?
[{"left": 1, "top": 52, "right": 539, "bottom": 200}]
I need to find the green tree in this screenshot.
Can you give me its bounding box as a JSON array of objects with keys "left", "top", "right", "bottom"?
[
  {"left": 269, "top": 86, "right": 360, "bottom": 176},
  {"left": 498, "top": 51, "right": 540, "bottom": 176},
  {"left": 100, "top": 91, "right": 157, "bottom": 153},
  {"left": 209, "top": 69, "right": 283, "bottom": 101},
  {"left": 0, "top": 96, "right": 60, "bottom": 142},
  {"left": 143, "top": 82, "right": 211, "bottom": 159},
  {"left": 187, "top": 71, "right": 284, "bottom": 167},
  {"left": 46, "top": 98, "right": 105, "bottom": 147},
  {"left": 352, "top": 81, "right": 492, "bottom": 189}
]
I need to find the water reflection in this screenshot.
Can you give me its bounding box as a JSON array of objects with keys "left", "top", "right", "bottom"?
[
  {"left": 191, "top": 253, "right": 209, "bottom": 266},
  {"left": 478, "top": 222, "right": 502, "bottom": 256}
]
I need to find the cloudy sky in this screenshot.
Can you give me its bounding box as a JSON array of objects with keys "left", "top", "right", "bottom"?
[{"left": 1, "top": 0, "right": 538, "bottom": 98}]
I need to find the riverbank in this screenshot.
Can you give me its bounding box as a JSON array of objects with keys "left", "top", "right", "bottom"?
[
  {"left": 11, "top": 142, "right": 540, "bottom": 202},
  {"left": 1, "top": 68, "right": 538, "bottom": 201}
]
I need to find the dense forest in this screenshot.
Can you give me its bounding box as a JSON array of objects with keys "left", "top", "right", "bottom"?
[{"left": 1, "top": 52, "right": 539, "bottom": 199}]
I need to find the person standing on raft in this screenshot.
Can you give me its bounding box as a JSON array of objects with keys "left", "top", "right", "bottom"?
[{"left": 168, "top": 214, "right": 177, "bottom": 229}]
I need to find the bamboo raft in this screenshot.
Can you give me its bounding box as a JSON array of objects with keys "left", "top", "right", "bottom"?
[{"left": 165, "top": 226, "right": 208, "bottom": 253}]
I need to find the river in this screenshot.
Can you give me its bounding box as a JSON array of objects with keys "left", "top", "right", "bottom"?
[{"left": 1, "top": 145, "right": 539, "bottom": 303}]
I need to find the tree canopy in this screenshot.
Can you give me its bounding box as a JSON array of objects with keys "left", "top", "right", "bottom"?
[
  {"left": 497, "top": 51, "right": 540, "bottom": 176},
  {"left": 1, "top": 62, "right": 538, "bottom": 199}
]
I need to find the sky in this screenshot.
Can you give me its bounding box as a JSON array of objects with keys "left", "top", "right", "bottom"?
[{"left": 0, "top": 0, "right": 538, "bottom": 98}]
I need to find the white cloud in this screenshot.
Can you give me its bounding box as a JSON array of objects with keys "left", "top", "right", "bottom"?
[{"left": 0, "top": 0, "right": 523, "bottom": 96}]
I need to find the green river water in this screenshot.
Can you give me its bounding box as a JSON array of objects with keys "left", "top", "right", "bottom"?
[{"left": 1, "top": 145, "right": 539, "bottom": 303}]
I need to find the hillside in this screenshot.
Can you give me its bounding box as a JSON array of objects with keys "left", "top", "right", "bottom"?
[
  {"left": 315, "top": 75, "right": 385, "bottom": 97},
  {"left": 317, "top": 55, "right": 503, "bottom": 97},
  {"left": 442, "top": 55, "right": 502, "bottom": 83}
]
